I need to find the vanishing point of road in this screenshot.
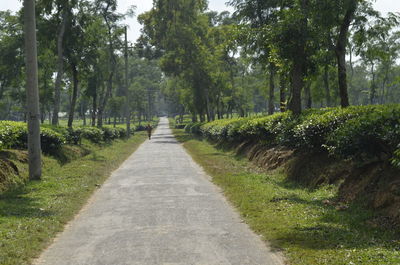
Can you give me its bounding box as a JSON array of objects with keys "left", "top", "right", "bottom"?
[{"left": 35, "top": 117, "right": 284, "bottom": 265}]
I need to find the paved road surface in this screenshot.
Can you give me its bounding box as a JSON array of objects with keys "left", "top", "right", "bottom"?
[{"left": 35, "top": 117, "right": 284, "bottom": 265}]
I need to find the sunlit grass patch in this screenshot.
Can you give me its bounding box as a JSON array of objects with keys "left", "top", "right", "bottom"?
[
  {"left": 173, "top": 129, "right": 400, "bottom": 265},
  {"left": 0, "top": 132, "right": 147, "bottom": 265}
]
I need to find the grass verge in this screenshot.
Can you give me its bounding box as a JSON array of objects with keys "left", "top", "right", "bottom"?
[
  {"left": 0, "top": 132, "right": 147, "bottom": 265},
  {"left": 172, "top": 128, "right": 400, "bottom": 265}
]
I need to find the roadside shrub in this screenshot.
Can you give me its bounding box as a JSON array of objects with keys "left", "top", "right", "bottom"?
[
  {"left": 184, "top": 105, "right": 400, "bottom": 166},
  {"left": 40, "top": 128, "right": 65, "bottom": 153},
  {"left": 0, "top": 121, "right": 25, "bottom": 150},
  {"left": 200, "top": 118, "right": 247, "bottom": 141},
  {"left": 102, "top": 127, "right": 120, "bottom": 141},
  {"left": 66, "top": 127, "right": 82, "bottom": 145},
  {"left": 237, "top": 113, "right": 294, "bottom": 145},
  {"left": 116, "top": 127, "right": 129, "bottom": 138},
  {"left": 326, "top": 105, "right": 400, "bottom": 160},
  {"left": 76, "top": 127, "right": 104, "bottom": 143},
  {"left": 42, "top": 125, "right": 82, "bottom": 145},
  {"left": 225, "top": 118, "right": 251, "bottom": 142},
  {"left": 101, "top": 127, "right": 129, "bottom": 140},
  {"left": 185, "top": 122, "right": 205, "bottom": 134},
  {"left": 0, "top": 121, "right": 65, "bottom": 153},
  {"left": 293, "top": 106, "right": 375, "bottom": 150}
]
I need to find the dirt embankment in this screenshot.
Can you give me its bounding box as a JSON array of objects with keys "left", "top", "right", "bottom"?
[
  {"left": 232, "top": 141, "right": 400, "bottom": 225},
  {"left": 0, "top": 150, "right": 29, "bottom": 193},
  {"left": 0, "top": 145, "right": 91, "bottom": 193}
]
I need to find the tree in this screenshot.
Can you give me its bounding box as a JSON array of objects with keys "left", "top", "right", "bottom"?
[
  {"left": 23, "top": 0, "right": 42, "bottom": 179},
  {"left": 40, "top": 0, "right": 75, "bottom": 125},
  {"left": 353, "top": 13, "right": 400, "bottom": 104},
  {"left": 229, "top": 0, "right": 278, "bottom": 114}
]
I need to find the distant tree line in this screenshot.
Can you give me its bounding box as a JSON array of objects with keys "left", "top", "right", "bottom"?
[
  {"left": 1, "top": 0, "right": 400, "bottom": 124},
  {"left": 138, "top": 0, "right": 400, "bottom": 121},
  {"left": 0, "top": 0, "right": 162, "bottom": 127}
]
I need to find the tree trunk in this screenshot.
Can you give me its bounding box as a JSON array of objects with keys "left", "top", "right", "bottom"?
[
  {"left": 288, "top": 60, "right": 303, "bottom": 115},
  {"left": 124, "top": 26, "right": 131, "bottom": 135},
  {"left": 97, "top": 8, "right": 116, "bottom": 128},
  {"left": 52, "top": 7, "right": 68, "bottom": 125},
  {"left": 334, "top": 0, "right": 357, "bottom": 108},
  {"left": 92, "top": 91, "right": 97, "bottom": 127},
  {"left": 205, "top": 87, "right": 212, "bottom": 122},
  {"left": 279, "top": 74, "right": 286, "bottom": 112},
  {"left": 97, "top": 76, "right": 112, "bottom": 128},
  {"left": 335, "top": 49, "right": 350, "bottom": 108},
  {"left": 24, "top": 0, "right": 42, "bottom": 180},
  {"left": 381, "top": 66, "right": 389, "bottom": 104},
  {"left": 304, "top": 82, "right": 312, "bottom": 109},
  {"left": 324, "top": 64, "right": 331, "bottom": 107},
  {"left": 268, "top": 64, "right": 275, "bottom": 115},
  {"left": 147, "top": 88, "right": 151, "bottom": 121},
  {"left": 288, "top": 0, "right": 308, "bottom": 115},
  {"left": 370, "top": 63, "right": 376, "bottom": 105},
  {"left": 81, "top": 102, "right": 87, "bottom": 126},
  {"left": 68, "top": 63, "right": 78, "bottom": 128}
]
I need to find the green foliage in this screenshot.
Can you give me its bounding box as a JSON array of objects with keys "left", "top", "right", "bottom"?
[
  {"left": 293, "top": 106, "right": 375, "bottom": 150},
  {"left": 115, "top": 127, "right": 128, "bottom": 138},
  {"left": 40, "top": 128, "right": 65, "bottom": 153},
  {"left": 193, "top": 105, "right": 400, "bottom": 167},
  {"left": 238, "top": 112, "right": 295, "bottom": 145},
  {"left": 200, "top": 118, "right": 249, "bottom": 141},
  {"left": 184, "top": 122, "right": 206, "bottom": 135},
  {"left": 102, "top": 127, "right": 122, "bottom": 141},
  {"left": 392, "top": 146, "right": 400, "bottom": 167},
  {"left": 0, "top": 121, "right": 131, "bottom": 153},
  {"left": 75, "top": 127, "right": 104, "bottom": 143},
  {"left": 0, "top": 121, "right": 65, "bottom": 153},
  {"left": 326, "top": 105, "right": 400, "bottom": 160},
  {"left": 0, "top": 121, "right": 25, "bottom": 150}
]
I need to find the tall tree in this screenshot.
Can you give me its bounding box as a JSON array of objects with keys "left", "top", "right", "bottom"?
[
  {"left": 24, "top": 0, "right": 42, "bottom": 179},
  {"left": 95, "top": 0, "right": 123, "bottom": 127},
  {"left": 48, "top": 0, "right": 72, "bottom": 125}
]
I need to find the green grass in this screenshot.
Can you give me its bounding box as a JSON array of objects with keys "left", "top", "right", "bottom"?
[
  {"left": 172, "top": 128, "right": 400, "bottom": 265},
  {"left": 0, "top": 132, "right": 147, "bottom": 265}
]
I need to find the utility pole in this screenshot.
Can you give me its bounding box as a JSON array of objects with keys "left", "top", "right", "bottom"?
[
  {"left": 124, "top": 26, "right": 131, "bottom": 135},
  {"left": 24, "top": 0, "right": 42, "bottom": 179}
]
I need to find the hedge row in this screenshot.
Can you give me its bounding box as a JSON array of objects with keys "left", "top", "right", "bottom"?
[
  {"left": 0, "top": 121, "right": 132, "bottom": 153},
  {"left": 185, "top": 105, "right": 400, "bottom": 165}
]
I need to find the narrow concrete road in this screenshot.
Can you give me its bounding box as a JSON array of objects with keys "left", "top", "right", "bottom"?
[{"left": 35, "top": 118, "right": 284, "bottom": 265}]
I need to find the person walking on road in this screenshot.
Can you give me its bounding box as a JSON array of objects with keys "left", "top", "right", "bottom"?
[{"left": 146, "top": 123, "right": 153, "bottom": 140}]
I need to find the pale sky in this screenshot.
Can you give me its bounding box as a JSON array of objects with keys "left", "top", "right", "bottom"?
[{"left": 0, "top": 0, "right": 398, "bottom": 42}]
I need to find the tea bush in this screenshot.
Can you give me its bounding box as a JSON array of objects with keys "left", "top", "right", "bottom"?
[
  {"left": 293, "top": 106, "right": 375, "bottom": 150},
  {"left": 187, "top": 105, "right": 400, "bottom": 167},
  {"left": 0, "top": 121, "right": 25, "bottom": 150},
  {"left": 237, "top": 112, "right": 294, "bottom": 145},
  {"left": 184, "top": 122, "right": 205, "bottom": 134},
  {"left": 76, "top": 127, "right": 104, "bottom": 143},
  {"left": 0, "top": 121, "right": 65, "bottom": 153},
  {"left": 102, "top": 127, "right": 121, "bottom": 141},
  {"left": 40, "top": 128, "right": 65, "bottom": 153},
  {"left": 326, "top": 105, "right": 400, "bottom": 160}
]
